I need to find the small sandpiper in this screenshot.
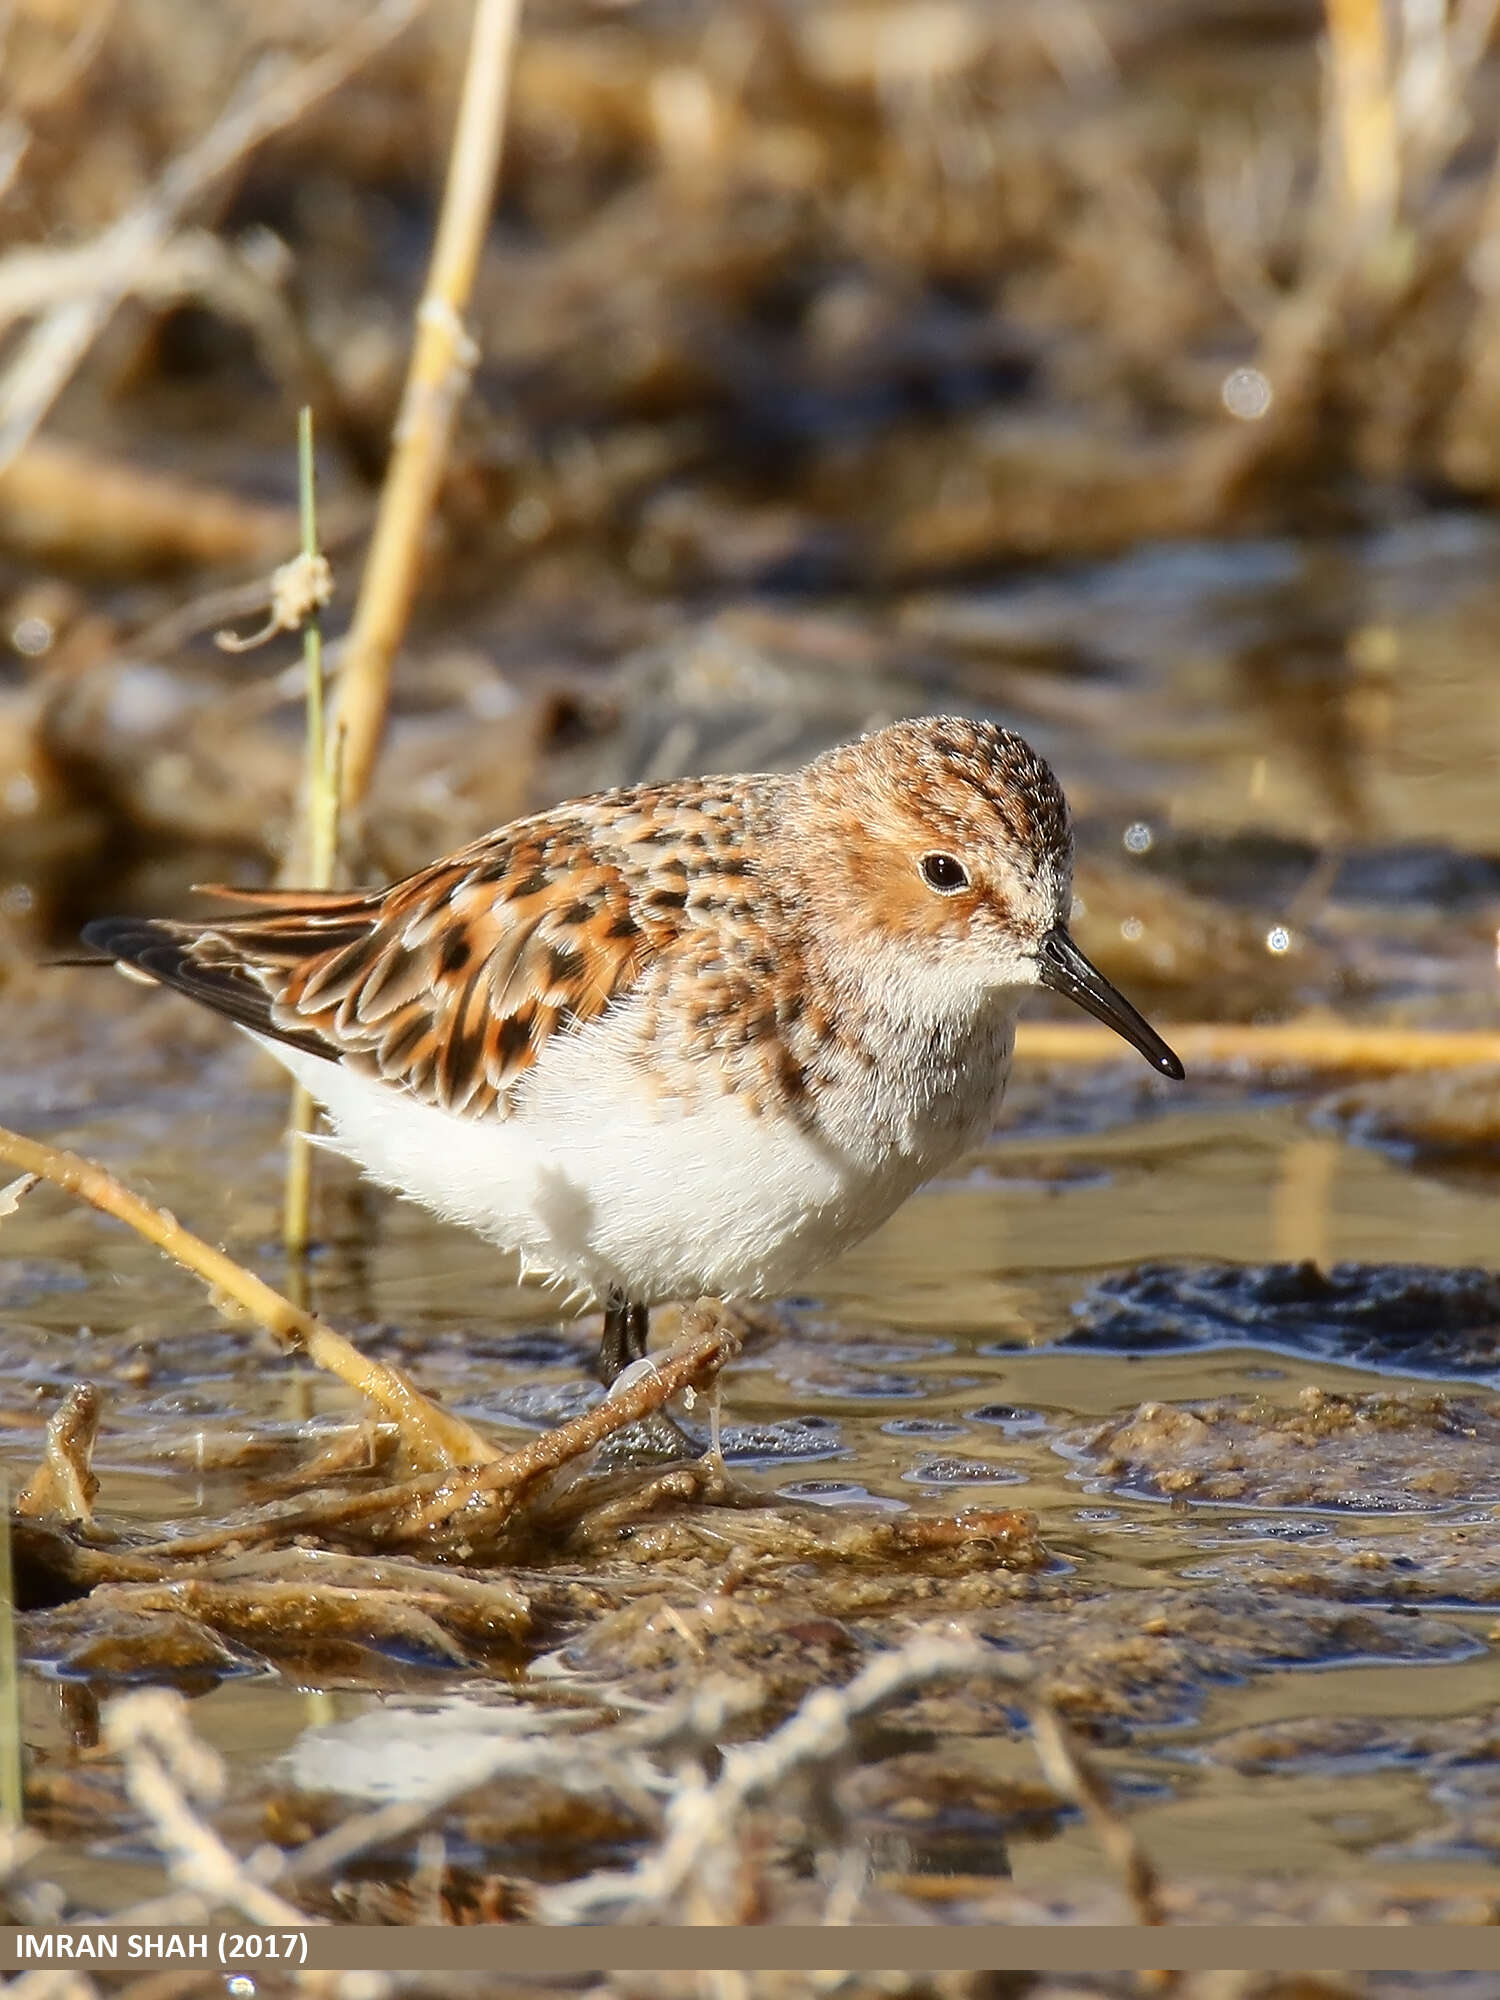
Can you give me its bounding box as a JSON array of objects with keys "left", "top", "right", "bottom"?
[{"left": 84, "top": 716, "right": 1183, "bottom": 1387}]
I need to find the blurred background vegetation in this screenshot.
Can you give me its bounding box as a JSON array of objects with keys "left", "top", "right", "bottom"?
[{"left": 3, "top": 0, "right": 1500, "bottom": 1033}]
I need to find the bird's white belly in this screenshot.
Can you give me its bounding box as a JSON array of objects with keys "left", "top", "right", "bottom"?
[{"left": 258, "top": 1031, "right": 973, "bottom": 1305}]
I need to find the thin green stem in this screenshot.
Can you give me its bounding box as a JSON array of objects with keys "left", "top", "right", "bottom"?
[{"left": 284, "top": 405, "right": 338, "bottom": 1262}]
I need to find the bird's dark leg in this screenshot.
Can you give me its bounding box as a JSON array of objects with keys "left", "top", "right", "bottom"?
[
  {"left": 596, "top": 1289, "right": 697, "bottom": 1458},
  {"left": 598, "top": 1289, "right": 650, "bottom": 1385}
]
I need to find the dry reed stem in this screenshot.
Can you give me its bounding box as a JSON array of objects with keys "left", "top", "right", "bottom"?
[
  {"left": 0, "top": 0, "right": 421, "bottom": 472},
  {"left": 0, "top": 1123, "right": 497, "bottom": 1472},
  {"left": 336, "top": 0, "right": 524, "bottom": 813},
  {"left": 1015, "top": 1019, "right": 1500, "bottom": 1072},
  {"left": 1323, "top": 0, "right": 1400, "bottom": 245}
]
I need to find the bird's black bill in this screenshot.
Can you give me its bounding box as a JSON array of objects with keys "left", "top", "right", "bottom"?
[{"left": 1037, "top": 929, "right": 1185, "bottom": 1079}]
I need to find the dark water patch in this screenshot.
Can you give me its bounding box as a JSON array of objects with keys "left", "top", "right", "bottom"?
[
  {"left": 0, "top": 1260, "right": 89, "bottom": 1307},
  {"left": 469, "top": 1381, "right": 604, "bottom": 1430},
  {"left": 1115, "top": 825, "right": 1500, "bottom": 914},
  {"left": 777, "top": 1478, "right": 889, "bottom": 1508},
  {"left": 1064, "top": 1259, "right": 1500, "bottom": 1381},
  {"left": 784, "top": 1367, "right": 937, "bottom": 1402},
  {"left": 881, "top": 1415, "right": 966, "bottom": 1439},
  {"left": 717, "top": 1415, "right": 844, "bottom": 1466},
  {"left": 903, "top": 1457, "right": 1027, "bottom": 1488},
  {"left": 481, "top": 1329, "right": 594, "bottom": 1370},
  {"left": 968, "top": 1404, "right": 1053, "bottom": 1435},
  {"left": 1210, "top": 1516, "right": 1337, "bottom": 1543}
]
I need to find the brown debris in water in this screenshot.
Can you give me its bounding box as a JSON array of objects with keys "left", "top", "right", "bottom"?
[
  {"left": 3, "top": 1300, "right": 1049, "bottom": 1687},
  {"left": 14, "top": 1473, "right": 1044, "bottom": 1684},
  {"left": 1064, "top": 1385, "right": 1500, "bottom": 1512},
  {"left": 14, "top": 1379, "right": 98, "bottom": 1527},
  {"left": 1317, "top": 1063, "right": 1500, "bottom": 1157}
]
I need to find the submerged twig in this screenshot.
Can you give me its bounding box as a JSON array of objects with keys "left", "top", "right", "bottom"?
[
  {"left": 392, "top": 1303, "right": 740, "bottom": 1540},
  {"left": 336, "top": 0, "right": 524, "bottom": 816},
  {"left": 67, "top": 1308, "right": 738, "bottom": 1564},
  {"left": 1028, "top": 1701, "right": 1167, "bottom": 1932},
  {"left": 1015, "top": 1019, "right": 1500, "bottom": 1073},
  {"left": 0, "top": 1122, "right": 497, "bottom": 1472}
]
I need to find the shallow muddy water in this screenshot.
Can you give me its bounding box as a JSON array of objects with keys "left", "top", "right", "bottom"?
[
  {"left": 11, "top": 1051, "right": 1500, "bottom": 1919},
  {"left": 5, "top": 520, "right": 1500, "bottom": 1933}
]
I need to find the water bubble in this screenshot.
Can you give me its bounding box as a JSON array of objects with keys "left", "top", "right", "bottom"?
[
  {"left": 10, "top": 616, "right": 53, "bottom": 657},
  {"left": 1347, "top": 623, "right": 1400, "bottom": 673},
  {"left": 1123, "top": 821, "right": 1152, "bottom": 855},
  {"left": 505, "top": 494, "right": 553, "bottom": 542},
  {"left": 3, "top": 772, "right": 38, "bottom": 816},
  {"left": 1120, "top": 916, "right": 1144, "bottom": 942},
  {"left": 1266, "top": 925, "right": 1291, "bottom": 954},
  {"left": 226, "top": 1980, "right": 256, "bottom": 1998},
  {"left": 1222, "top": 367, "right": 1272, "bottom": 420}
]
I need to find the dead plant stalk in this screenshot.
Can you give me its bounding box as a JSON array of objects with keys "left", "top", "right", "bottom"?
[
  {"left": 336, "top": 0, "right": 523, "bottom": 815},
  {"left": 1324, "top": 0, "right": 1400, "bottom": 245}
]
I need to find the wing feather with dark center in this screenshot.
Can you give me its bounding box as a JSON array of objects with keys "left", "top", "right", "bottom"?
[{"left": 79, "top": 810, "right": 702, "bottom": 1118}]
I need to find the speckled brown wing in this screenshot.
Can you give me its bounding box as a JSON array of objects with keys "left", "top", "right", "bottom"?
[{"left": 82, "top": 800, "right": 708, "bottom": 1119}]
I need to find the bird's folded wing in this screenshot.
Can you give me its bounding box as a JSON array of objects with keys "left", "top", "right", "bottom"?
[{"left": 83, "top": 827, "right": 673, "bottom": 1118}]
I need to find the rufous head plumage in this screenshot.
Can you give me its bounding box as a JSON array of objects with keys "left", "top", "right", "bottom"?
[{"left": 774, "top": 718, "right": 1181, "bottom": 1075}]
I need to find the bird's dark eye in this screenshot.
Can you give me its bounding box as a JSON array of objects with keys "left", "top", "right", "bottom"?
[{"left": 920, "top": 852, "right": 969, "bottom": 893}]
